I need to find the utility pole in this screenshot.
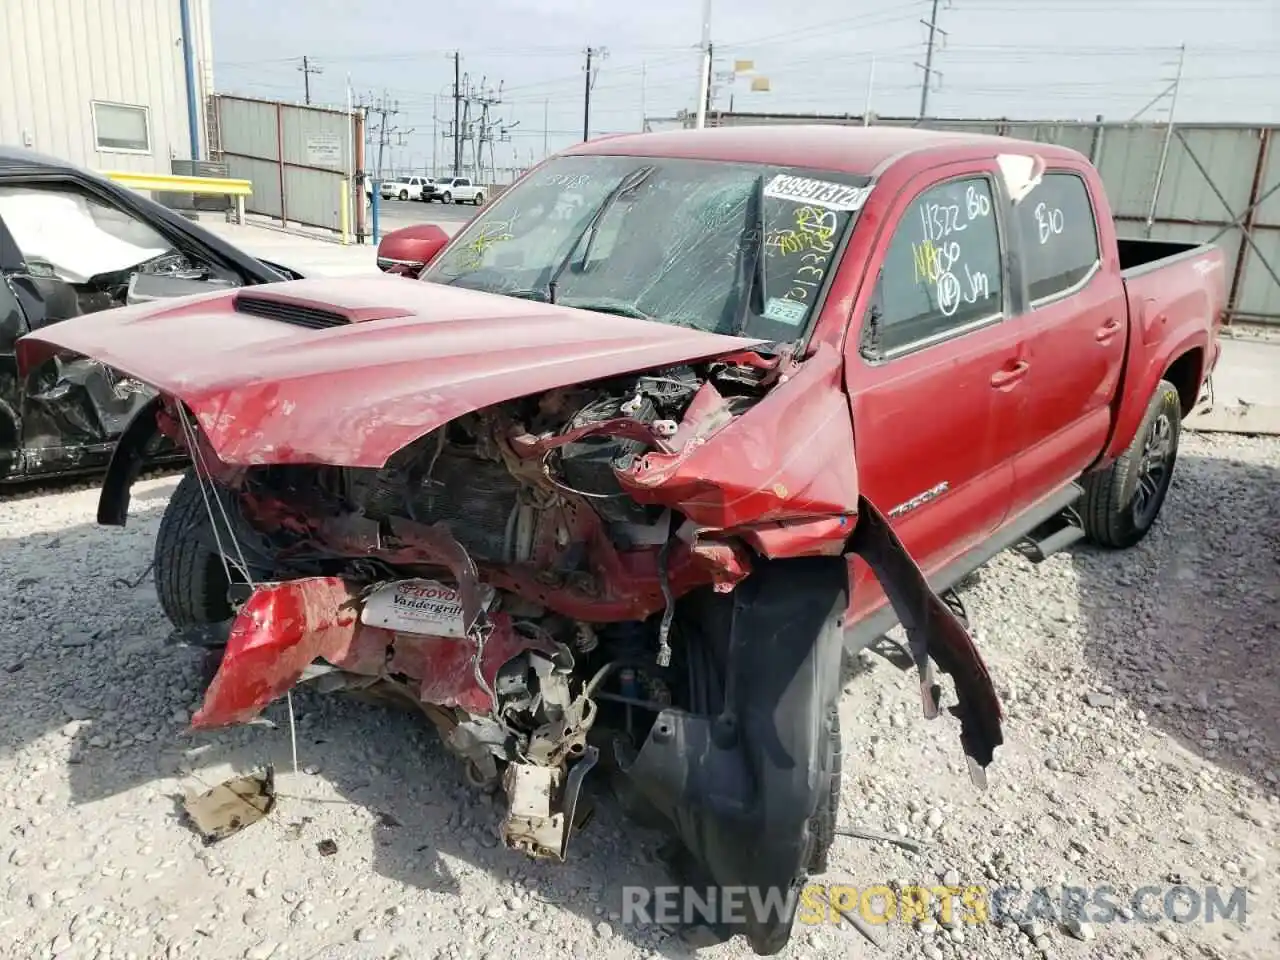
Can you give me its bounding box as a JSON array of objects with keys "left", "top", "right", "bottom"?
[
  {"left": 583, "top": 47, "right": 606, "bottom": 141},
  {"left": 704, "top": 43, "right": 715, "bottom": 118},
  {"left": 298, "top": 55, "right": 323, "bottom": 105},
  {"left": 916, "top": 0, "right": 947, "bottom": 119},
  {"left": 543, "top": 98, "right": 549, "bottom": 158},
  {"left": 863, "top": 56, "right": 876, "bottom": 126},
  {"left": 452, "top": 51, "right": 463, "bottom": 177},
  {"left": 1145, "top": 42, "right": 1186, "bottom": 237},
  {"left": 640, "top": 62, "right": 647, "bottom": 132},
  {"left": 694, "top": 0, "right": 712, "bottom": 129},
  {"left": 583, "top": 48, "right": 594, "bottom": 142}
]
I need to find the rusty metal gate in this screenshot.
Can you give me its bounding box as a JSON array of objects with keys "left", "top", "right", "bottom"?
[
  {"left": 210, "top": 94, "right": 366, "bottom": 236},
  {"left": 709, "top": 111, "right": 1280, "bottom": 325}
]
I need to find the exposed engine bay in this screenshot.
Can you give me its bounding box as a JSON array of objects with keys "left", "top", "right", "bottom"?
[
  {"left": 176, "top": 361, "right": 769, "bottom": 796},
  {"left": 84, "top": 341, "right": 1002, "bottom": 956}
]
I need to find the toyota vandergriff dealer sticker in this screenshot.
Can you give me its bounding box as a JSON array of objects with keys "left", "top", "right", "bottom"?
[{"left": 360, "top": 579, "right": 495, "bottom": 638}]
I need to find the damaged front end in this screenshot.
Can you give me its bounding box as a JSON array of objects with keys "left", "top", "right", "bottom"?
[{"left": 34, "top": 323, "right": 1003, "bottom": 955}]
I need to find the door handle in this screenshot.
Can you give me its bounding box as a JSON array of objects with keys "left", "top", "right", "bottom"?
[
  {"left": 990, "top": 360, "right": 1030, "bottom": 388},
  {"left": 1095, "top": 318, "right": 1123, "bottom": 341}
]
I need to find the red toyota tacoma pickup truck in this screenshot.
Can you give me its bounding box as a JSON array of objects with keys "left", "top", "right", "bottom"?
[{"left": 17, "top": 126, "right": 1225, "bottom": 954}]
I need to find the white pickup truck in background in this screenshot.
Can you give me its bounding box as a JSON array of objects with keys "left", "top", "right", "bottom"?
[
  {"left": 380, "top": 176, "right": 432, "bottom": 201},
  {"left": 422, "top": 176, "right": 485, "bottom": 205}
]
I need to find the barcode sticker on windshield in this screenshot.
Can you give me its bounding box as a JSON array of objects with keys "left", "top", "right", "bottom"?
[
  {"left": 763, "top": 175, "right": 872, "bottom": 212},
  {"left": 763, "top": 297, "right": 807, "bottom": 326}
]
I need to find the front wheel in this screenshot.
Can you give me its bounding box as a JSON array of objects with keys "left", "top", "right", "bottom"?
[
  {"left": 155, "top": 470, "right": 235, "bottom": 629},
  {"left": 1081, "top": 378, "right": 1182, "bottom": 549},
  {"left": 398, "top": 190, "right": 408, "bottom": 201},
  {"left": 442, "top": 192, "right": 453, "bottom": 204},
  {"left": 805, "top": 705, "right": 842, "bottom": 873}
]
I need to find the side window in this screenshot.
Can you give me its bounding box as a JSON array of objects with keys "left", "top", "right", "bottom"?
[
  {"left": 457, "top": 178, "right": 471, "bottom": 187},
  {"left": 1016, "top": 173, "right": 1100, "bottom": 303},
  {"left": 869, "top": 176, "right": 1003, "bottom": 357}
]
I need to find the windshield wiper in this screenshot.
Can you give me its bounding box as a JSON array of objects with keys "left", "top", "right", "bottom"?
[
  {"left": 545, "top": 164, "right": 656, "bottom": 304},
  {"left": 733, "top": 174, "right": 769, "bottom": 337},
  {"left": 556, "top": 298, "right": 656, "bottom": 321}
]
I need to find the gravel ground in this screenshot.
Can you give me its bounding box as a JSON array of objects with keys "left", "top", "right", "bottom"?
[{"left": 0, "top": 432, "right": 1277, "bottom": 960}]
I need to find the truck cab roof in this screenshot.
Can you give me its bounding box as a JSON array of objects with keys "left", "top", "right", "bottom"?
[{"left": 563, "top": 124, "right": 1086, "bottom": 179}]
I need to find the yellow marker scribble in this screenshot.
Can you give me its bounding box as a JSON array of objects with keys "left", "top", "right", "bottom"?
[
  {"left": 912, "top": 241, "right": 940, "bottom": 284},
  {"left": 793, "top": 205, "right": 837, "bottom": 241},
  {"left": 766, "top": 229, "right": 834, "bottom": 257},
  {"left": 460, "top": 220, "right": 515, "bottom": 270}
]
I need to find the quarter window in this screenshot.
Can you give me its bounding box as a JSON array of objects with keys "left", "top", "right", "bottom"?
[
  {"left": 91, "top": 101, "right": 151, "bottom": 154},
  {"left": 868, "top": 176, "right": 1003, "bottom": 356},
  {"left": 1017, "top": 173, "right": 1100, "bottom": 303}
]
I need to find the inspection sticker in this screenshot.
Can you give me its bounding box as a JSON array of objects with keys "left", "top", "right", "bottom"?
[
  {"left": 763, "top": 175, "right": 872, "bottom": 212},
  {"left": 763, "top": 297, "right": 808, "bottom": 326},
  {"left": 360, "top": 578, "right": 495, "bottom": 638}
]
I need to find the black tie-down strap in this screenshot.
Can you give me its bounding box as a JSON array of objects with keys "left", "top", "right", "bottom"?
[{"left": 844, "top": 495, "right": 1004, "bottom": 783}]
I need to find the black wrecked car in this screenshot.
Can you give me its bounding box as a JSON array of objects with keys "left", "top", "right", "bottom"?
[{"left": 0, "top": 146, "right": 300, "bottom": 484}]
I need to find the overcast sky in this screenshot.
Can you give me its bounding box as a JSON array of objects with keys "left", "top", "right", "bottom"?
[{"left": 211, "top": 0, "right": 1278, "bottom": 176}]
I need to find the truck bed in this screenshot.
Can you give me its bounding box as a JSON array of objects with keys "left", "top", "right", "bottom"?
[{"left": 1116, "top": 236, "right": 1206, "bottom": 275}]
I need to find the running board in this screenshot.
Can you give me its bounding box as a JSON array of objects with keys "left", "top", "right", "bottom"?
[{"left": 1013, "top": 502, "right": 1086, "bottom": 564}]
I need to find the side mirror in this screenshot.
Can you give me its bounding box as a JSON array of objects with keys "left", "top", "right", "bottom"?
[{"left": 376, "top": 224, "right": 451, "bottom": 276}]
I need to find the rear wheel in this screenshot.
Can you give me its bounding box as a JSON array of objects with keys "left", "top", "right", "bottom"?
[
  {"left": 155, "top": 470, "right": 233, "bottom": 628},
  {"left": 474, "top": 193, "right": 485, "bottom": 205},
  {"left": 1081, "top": 379, "right": 1182, "bottom": 549}
]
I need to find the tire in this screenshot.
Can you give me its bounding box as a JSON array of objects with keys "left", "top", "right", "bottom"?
[
  {"left": 474, "top": 193, "right": 484, "bottom": 206},
  {"left": 442, "top": 192, "right": 453, "bottom": 204},
  {"left": 805, "top": 705, "right": 842, "bottom": 874},
  {"left": 1081, "top": 378, "right": 1182, "bottom": 549},
  {"left": 398, "top": 190, "right": 408, "bottom": 201},
  {"left": 154, "top": 470, "right": 234, "bottom": 628}
]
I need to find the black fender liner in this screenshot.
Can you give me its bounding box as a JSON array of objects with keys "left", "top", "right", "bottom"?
[
  {"left": 97, "top": 396, "right": 163, "bottom": 526},
  {"left": 613, "top": 497, "right": 1004, "bottom": 956},
  {"left": 844, "top": 494, "right": 1004, "bottom": 774},
  {"left": 616, "top": 554, "right": 849, "bottom": 956}
]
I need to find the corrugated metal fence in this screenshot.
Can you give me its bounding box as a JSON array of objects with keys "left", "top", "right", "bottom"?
[
  {"left": 210, "top": 94, "right": 365, "bottom": 236},
  {"left": 711, "top": 112, "right": 1279, "bottom": 325}
]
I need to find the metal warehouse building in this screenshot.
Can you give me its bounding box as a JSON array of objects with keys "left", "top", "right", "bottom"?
[{"left": 0, "top": 0, "right": 215, "bottom": 174}]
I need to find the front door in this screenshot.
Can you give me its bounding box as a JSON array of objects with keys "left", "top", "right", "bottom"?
[
  {"left": 0, "top": 178, "right": 178, "bottom": 478},
  {"left": 844, "top": 165, "right": 1026, "bottom": 621}
]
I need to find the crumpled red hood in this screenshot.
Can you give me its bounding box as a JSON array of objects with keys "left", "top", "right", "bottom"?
[{"left": 17, "top": 276, "right": 764, "bottom": 468}]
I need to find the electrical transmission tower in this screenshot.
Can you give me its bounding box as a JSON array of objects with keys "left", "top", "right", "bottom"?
[
  {"left": 916, "top": 0, "right": 949, "bottom": 119},
  {"left": 358, "top": 91, "right": 400, "bottom": 180},
  {"left": 440, "top": 67, "right": 514, "bottom": 182}
]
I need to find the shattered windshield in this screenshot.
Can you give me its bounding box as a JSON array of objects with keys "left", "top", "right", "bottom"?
[{"left": 422, "top": 155, "right": 872, "bottom": 342}]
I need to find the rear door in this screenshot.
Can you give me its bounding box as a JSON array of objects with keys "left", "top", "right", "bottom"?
[
  {"left": 845, "top": 162, "right": 1025, "bottom": 618},
  {"left": 1006, "top": 167, "right": 1127, "bottom": 514}
]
